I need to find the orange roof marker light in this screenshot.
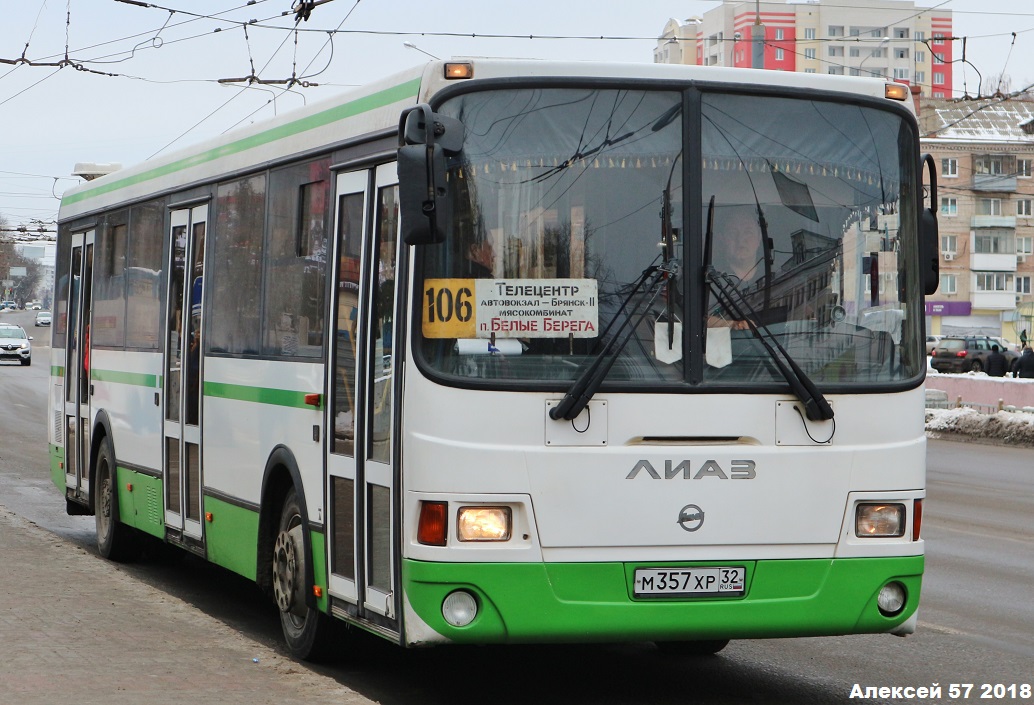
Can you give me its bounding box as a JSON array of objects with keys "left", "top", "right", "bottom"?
[{"left": 445, "top": 62, "right": 473, "bottom": 80}]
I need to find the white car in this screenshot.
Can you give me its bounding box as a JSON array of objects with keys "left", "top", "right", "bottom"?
[{"left": 0, "top": 324, "right": 32, "bottom": 366}]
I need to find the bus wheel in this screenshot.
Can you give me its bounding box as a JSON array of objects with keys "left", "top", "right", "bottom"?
[
  {"left": 273, "top": 487, "right": 331, "bottom": 660},
  {"left": 655, "top": 639, "right": 730, "bottom": 656},
  {"left": 95, "top": 436, "right": 141, "bottom": 562}
]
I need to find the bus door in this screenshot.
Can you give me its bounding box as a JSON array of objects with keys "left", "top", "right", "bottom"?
[
  {"left": 64, "top": 230, "right": 94, "bottom": 504},
  {"left": 162, "top": 204, "right": 207, "bottom": 541},
  {"left": 326, "top": 165, "right": 401, "bottom": 630}
]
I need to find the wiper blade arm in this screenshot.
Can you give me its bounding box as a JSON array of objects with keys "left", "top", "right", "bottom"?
[
  {"left": 550, "top": 261, "right": 675, "bottom": 421},
  {"left": 707, "top": 266, "right": 834, "bottom": 422}
]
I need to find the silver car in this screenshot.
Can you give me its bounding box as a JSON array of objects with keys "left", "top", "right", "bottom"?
[{"left": 0, "top": 324, "right": 32, "bottom": 366}]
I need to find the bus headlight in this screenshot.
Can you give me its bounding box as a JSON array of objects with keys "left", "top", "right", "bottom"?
[
  {"left": 855, "top": 503, "right": 905, "bottom": 537},
  {"left": 457, "top": 506, "right": 511, "bottom": 541}
]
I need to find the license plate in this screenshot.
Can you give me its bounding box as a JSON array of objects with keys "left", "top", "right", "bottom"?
[{"left": 633, "top": 567, "right": 745, "bottom": 597}]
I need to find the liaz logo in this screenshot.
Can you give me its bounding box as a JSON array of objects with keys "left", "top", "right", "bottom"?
[{"left": 626, "top": 459, "right": 756, "bottom": 480}]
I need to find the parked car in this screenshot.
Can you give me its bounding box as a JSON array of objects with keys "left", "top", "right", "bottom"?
[
  {"left": 930, "top": 335, "right": 1019, "bottom": 374},
  {"left": 27, "top": 301, "right": 42, "bottom": 310},
  {"left": 925, "top": 334, "right": 943, "bottom": 355},
  {"left": 0, "top": 324, "right": 32, "bottom": 365},
  {"left": 0, "top": 301, "right": 17, "bottom": 311},
  {"left": 34, "top": 311, "right": 52, "bottom": 327}
]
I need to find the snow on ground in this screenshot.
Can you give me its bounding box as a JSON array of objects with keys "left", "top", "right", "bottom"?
[
  {"left": 926, "top": 407, "right": 1034, "bottom": 446},
  {"left": 924, "top": 354, "right": 1034, "bottom": 445}
]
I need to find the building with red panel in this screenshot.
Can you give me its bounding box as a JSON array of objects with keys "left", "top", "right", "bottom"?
[{"left": 655, "top": 0, "right": 953, "bottom": 98}]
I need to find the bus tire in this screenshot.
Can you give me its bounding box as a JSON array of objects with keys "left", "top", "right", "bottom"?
[
  {"left": 273, "top": 487, "right": 331, "bottom": 661},
  {"left": 95, "top": 435, "right": 141, "bottom": 562},
  {"left": 655, "top": 639, "right": 730, "bottom": 656}
]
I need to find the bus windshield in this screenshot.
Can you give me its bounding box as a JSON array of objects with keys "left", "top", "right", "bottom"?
[{"left": 416, "top": 86, "right": 923, "bottom": 389}]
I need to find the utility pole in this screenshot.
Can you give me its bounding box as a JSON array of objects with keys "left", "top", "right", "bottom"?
[{"left": 751, "top": 0, "right": 766, "bottom": 69}]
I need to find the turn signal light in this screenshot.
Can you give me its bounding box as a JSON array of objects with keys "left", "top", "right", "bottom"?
[
  {"left": 418, "top": 501, "right": 448, "bottom": 546},
  {"left": 913, "top": 499, "right": 923, "bottom": 541}
]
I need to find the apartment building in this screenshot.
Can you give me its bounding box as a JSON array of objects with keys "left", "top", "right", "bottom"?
[
  {"left": 921, "top": 98, "right": 1034, "bottom": 342},
  {"left": 655, "top": 0, "right": 953, "bottom": 98}
]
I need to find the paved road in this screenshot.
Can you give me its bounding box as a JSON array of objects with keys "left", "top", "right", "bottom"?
[{"left": 1, "top": 317, "right": 1032, "bottom": 703}]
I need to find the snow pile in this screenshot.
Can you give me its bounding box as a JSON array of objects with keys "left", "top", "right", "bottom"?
[{"left": 926, "top": 407, "right": 1034, "bottom": 446}]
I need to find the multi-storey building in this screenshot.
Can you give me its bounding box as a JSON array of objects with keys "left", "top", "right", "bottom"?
[
  {"left": 655, "top": 0, "right": 953, "bottom": 98},
  {"left": 920, "top": 98, "right": 1034, "bottom": 343}
]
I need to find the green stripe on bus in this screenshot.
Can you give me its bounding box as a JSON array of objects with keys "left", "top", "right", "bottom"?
[
  {"left": 116, "top": 467, "right": 165, "bottom": 539},
  {"left": 203, "top": 495, "right": 259, "bottom": 580},
  {"left": 92, "top": 368, "right": 160, "bottom": 388},
  {"left": 204, "top": 381, "right": 314, "bottom": 409},
  {"left": 63, "top": 78, "right": 421, "bottom": 208},
  {"left": 51, "top": 365, "right": 64, "bottom": 377},
  {"left": 402, "top": 556, "right": 923, "bottom": 643}
]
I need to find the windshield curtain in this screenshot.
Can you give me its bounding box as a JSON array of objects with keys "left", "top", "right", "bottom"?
[{"left": 415, "top": 86, "right": 922, "bottom": 388}]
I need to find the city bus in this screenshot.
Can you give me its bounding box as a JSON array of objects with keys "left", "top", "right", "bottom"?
[{"left": 50, "top": 58, "right": 940, "bottom": 659}]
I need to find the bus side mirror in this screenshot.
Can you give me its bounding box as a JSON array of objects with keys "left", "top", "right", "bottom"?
[
  {"left": 397, "top": 105, "right": 464, "bottom": 246},
  {"left": 920, "top": 154, "right": 940, "bottom": 296}
]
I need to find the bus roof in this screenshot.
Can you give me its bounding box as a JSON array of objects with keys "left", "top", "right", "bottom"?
[{"left": 59, "top": 58, "right": 909, "bottom": 222}]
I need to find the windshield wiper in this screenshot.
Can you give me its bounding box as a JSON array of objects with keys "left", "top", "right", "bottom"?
[
  {"left": 549, "top": 259, "right": 676, "bottom": 421},
  {"left": 703, "top": 197, "right": 833, "bottom": 422}
]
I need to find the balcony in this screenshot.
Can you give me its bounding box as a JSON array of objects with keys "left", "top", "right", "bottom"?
[
  {"left": 971, "top": 290, "right": 1017, "bottom": 310},
  {"left": 970, "top": 252, "right": 1018, "bottom": 272},
  {"left": 971, "top": 215, "right": 1016, "bottom": 229},
  {"left": 972, "top": 174, "right": 1017, "bottom": 192}
]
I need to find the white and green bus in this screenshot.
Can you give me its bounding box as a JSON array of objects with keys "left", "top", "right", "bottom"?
[{"left": 50, "top": 58, "right": 940, "bottom": 659}]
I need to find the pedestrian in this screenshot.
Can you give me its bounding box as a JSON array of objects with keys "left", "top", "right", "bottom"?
[
  {"left": 986, "top": 344, "right": 1008, "bottom": 377},
  {"left": 1013, "top": 345, "right": 1034, "bottom": 378}
]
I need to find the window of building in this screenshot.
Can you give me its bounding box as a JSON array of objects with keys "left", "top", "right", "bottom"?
[
  {"left": 828, "top": 46, "right": 844, "bottom": 57},
  {"left": 916, "top": 51, "right": 926, "bottom": 63},
  {"left": 934, "top": 92, "right": 945, "bottom": 98},
  {"left": 894, "top": 68, "right": 910, "bottom": 80},
  {"left": 975, "top": 157, "right": 1004, "bottom": 175},
  {"left": 775, "top": 47, "right": 784, "bottom": 60},
  {"left": 1018, "top": 276, "right": 1032, "bottom": 295},
  {"left": 940, "top": 273, "right": 957, "bottom": 294},
  {"left": 976, "top": 272, "right": 1013, "bottom": 292},
  {"left": 849, "top": 47, "right": 860, "bottom": 58},
  {"left": 895, "top": 48, "right": 909, "bottom": 59},
  {"left": 804, "top": 68, "right": 816, "bottom": 74},
  {"left": 977, "top": 199, "right": 1003, "bottom": 216},
  {"left": 804, "top": 28, "right": 816, "bottom": 40},
  {"left": 804, "top": 48, "right": 816, "bottom": 60},
  {"left": 915, "top": 31, "right": 926, "bottom": 42},
  {"left": 828, "top": 25, "right": 844, "bottom": 37},
  {"left": 942, "top": 234, "right": 958, "bottom": 253},
  {"left": 941, "top": 158, "right": 958, "bottom": 178},
  {"left": 933, "top": 32, "right": 944, "bottom": 44},
  {"left": 774, "top": 28, "right": 784, "bottom": 40},
  {"left": 974, "top": 228, "right": 1011, "bottom": 253},
  {"left": 933, "top": 74, "right": 945, "bottom": 86},
  {"left": 1018, "top": 199, "right": 1033, "bottom": 217},
  {"left": 1019, "top": 158, "right": 1032, "bottom": 178},
  {"left": 894, "top": 27, "right": 909, "bottom": 39},
  {"left": 933, "top": 53, "right": 945, "bottom": 64},
  {"left": 940, "top": 197, "right": 958, "bottom": 216},
  {"left": 828, "top": 67, "right": 844, "bottom": 75},
  {"left": 915, "top": 71, "right": 926, "bottom": 83},
  {"left": 1018, "top": 237, "right": 1033, "bottom": 255}
]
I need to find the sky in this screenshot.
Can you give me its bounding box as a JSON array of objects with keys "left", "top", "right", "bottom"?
[{"left": 1, "top": 0, "right": 1033, "bottom": 231}]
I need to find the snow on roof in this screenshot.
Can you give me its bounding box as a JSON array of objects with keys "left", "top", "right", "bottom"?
[{"left": 919, "top": 96, "right": 1034, "bottom": 143}]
